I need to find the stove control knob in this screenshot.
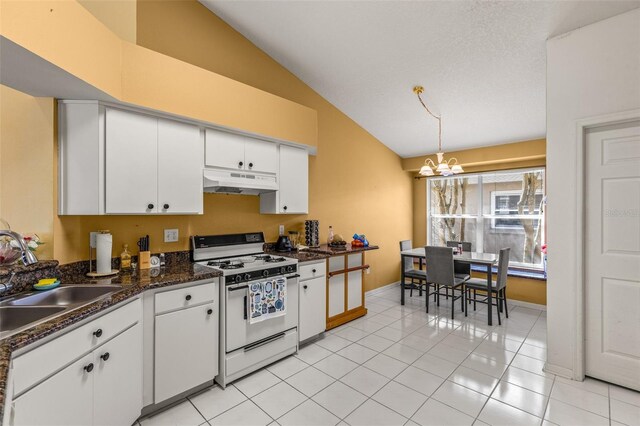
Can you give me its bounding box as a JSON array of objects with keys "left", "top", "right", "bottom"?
[
  {"left": 287, "top": 265, "right": 294, "bottom": 273},
  {"left": 262, "top": 270, "right": 269, "bottom": 277},
  {"left": 280, "top": 267, "right": 287, "bottom": 274},
  {"left": 235, "top": 275, "right": 242, "bottom": 283},
  {"left": 244, "top": 273, "right": 251, "bottom": 281}
]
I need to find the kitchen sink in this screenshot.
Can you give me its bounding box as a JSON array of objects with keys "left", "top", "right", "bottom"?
[
  {"left": 0, "top": 306, "right": 67, "bottom": 333},
  {"left": 7, "top": 285, "right": 120, "bottom": 307}
]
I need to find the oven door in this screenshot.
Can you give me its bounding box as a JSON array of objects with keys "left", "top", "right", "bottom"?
[{"left": 225, "top": 274, "right": 299, "bottom": 353}]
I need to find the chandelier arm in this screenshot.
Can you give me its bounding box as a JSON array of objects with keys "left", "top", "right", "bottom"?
[
  {"left": 414, "top": 89, "right": 442, "bottom": 153},
  {"left": 446, "top": 157, "right": 460, "bottom": 166},
  {"left": 424, "top": 158, "right": 437, "bottom": 168}
]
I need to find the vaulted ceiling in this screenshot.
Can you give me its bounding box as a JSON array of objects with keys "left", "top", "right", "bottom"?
[{"left": 201, "top": 1, "right": 640, "bottom": 157}]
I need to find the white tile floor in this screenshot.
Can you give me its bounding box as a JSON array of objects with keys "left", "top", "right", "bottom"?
[{"left": 138, "top": 286, "right": 640, "bottom": 426}]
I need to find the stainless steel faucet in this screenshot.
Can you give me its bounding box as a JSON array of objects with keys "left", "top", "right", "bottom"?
[{"left": 0, "top": 230, "right": 38, "bottom": 266}]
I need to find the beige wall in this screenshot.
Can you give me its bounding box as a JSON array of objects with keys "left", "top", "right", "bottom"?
[
  {"left": 78, "top": 0, "right": 137, "bottom": 44},
  {"left": 0, "top": 85, "right": 54, "bottom": 260},
  {"left": 48, "top": 1, "right": 414, "bottom": 291}
]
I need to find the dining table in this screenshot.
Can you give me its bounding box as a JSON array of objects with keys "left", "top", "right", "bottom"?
[{"left": 400, "top": 248, "right": 499, "bottom": 326}]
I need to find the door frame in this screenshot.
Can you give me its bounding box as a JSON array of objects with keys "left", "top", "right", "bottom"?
[{"left": 573, "top": 108, "right": 640, "bottom": 381}]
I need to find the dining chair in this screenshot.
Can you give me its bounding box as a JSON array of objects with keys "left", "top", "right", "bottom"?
[
  {"left": 464, "top": 247, "right": 510, "bottom": 325},
  {"left": 399, "top": 240, "right": 428, "bottom": 297},
  {"left": 424, "top": 246, "right": 468, "bottom": 319},
  {"left": 445, "top": 241, "right": 472, "bottom": 300}
]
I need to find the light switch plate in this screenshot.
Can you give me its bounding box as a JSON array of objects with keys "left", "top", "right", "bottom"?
[{"left": 164, "top": 229, "right": 179, "bottom": 243}]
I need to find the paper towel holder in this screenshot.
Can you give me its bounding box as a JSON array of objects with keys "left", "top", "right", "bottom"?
[{"left": 87, "top": 230, "right": 119, "bottom": 278}]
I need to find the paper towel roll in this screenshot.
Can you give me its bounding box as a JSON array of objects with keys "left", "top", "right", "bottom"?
[{"left": 96, "top": 232, "right": 112, "bottom": 274}]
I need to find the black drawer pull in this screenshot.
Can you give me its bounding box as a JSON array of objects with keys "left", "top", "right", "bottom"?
[
  {"left": 312, "top": 269, "right": 317, "bottom": 273},
  {"left": 303, "top": 285, "right": 308, "bottom": 290},
  {"left": 84, "top": 363, "right": 94, "bottom": 373},
  {"left": 239, "top": 161, "right": 244, "bottom": 167},
  {"left": 185, "top": 295, "right": 192, "bottom": 301},
  {"left": 100, "top": 352, "right": 110, "bottom": 362},
  {"left": 163, "top": 203, "right": 169, "bottom": 210},
  {"left": 207, "top": 308, "right": 213, "bottom": 315},
  {"left": 248, "top": 162, "right": 254, "bottom": 168},
  {"left": 93, "top": 329, "right": 103, "bottom": 338},
  {"left": 147, "top": 203, "right": 154, "bottom": 210}
]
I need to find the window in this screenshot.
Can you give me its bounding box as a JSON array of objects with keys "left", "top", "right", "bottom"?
[{"left": 427, "top": 168, "right": 545, "bottom": 270}]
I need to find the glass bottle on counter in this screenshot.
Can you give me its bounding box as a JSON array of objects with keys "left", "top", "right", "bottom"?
[
  {"left": 120, "top": 244, "right": 132, "bottom": 271},
  {"left": 328, "top": 226, "right": 334, "bottom": 245}
]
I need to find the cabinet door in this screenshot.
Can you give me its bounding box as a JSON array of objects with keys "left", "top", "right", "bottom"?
[
  {"left": 278, "top": 145, "right": 308, "bottom": 213},
  {"left": 158, "top": 119, "right": 203, "bottom": 214},
  {"left": 327, "top": 256, "right": 346, "bottom": 318},
  {"left": 205, "top": 128, "right": 245, "bottom": 170},
  {"left": 12, "top": 354, "right": 94, "bottom": 426},
  {"left": 299, "top": 277, "right": 326, "bottom": 342},
  {"left": 93, "top": 324, "right": 143, "bottom": 426},
  {"left": 154, "top": 303, "right": 218, "bottom": 403},
  {"left": 245, "top": 138, "right": 278, "bottom": 174},
  {"left": 105, "top": 108, "right": 158, "bottom": 214}
]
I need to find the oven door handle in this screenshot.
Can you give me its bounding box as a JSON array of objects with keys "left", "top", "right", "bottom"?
[
  {"left": 228, "top": 284, "right": 249, "bottom": 291},
  {"left": 285, "top": 274, "right": 300, "bottom": 279}
]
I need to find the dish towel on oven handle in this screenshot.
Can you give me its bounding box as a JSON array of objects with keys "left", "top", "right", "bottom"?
[{"left": 248, "top": 276, "right": 287, "bottom": 324}]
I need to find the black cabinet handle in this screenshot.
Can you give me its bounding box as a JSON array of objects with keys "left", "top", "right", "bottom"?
[
  {"left": 312, "top": 269, "right": 317, "bottom": 273},
  {"left": 283, "top": 206, "right": 288, "bottom": 211},
  {"left": 207, "top": 308, "right": 213, "bottom": 315},
  {"left": 147, "top": 203, "right": 154, "bottom": 210},
  {"left": 303, "top": 285, "right": 308, "bottom": 290},
  {"left": 185, "top": 295, "right": 192, "bottom": 301},
  {"left": 93, "top": 329, "right": 103, "bottom": 338},
  {"left": 238, "top": 161, "right": 244, "bottom": 167},
  {"left": 100, "top": 352, "right": 110, "bottom": 362},
  {"left": 248, "top": 162, "right": 254, "bottom": 168},
  {"left": 84, "top": 363, "right": 94, "bottom": 373},
  {"left": 163, "top": 203, "right": 169, "bottom": 210}
]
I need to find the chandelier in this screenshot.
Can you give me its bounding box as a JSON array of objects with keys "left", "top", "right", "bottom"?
[{"left": 413, "top": 86, "right": 464, "bottom": 176}]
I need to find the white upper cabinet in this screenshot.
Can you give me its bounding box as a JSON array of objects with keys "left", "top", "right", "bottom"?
[
  {"left": 261, "top": 144, "right": 309, "bottom": 214},
  {"left": 59, "top": 101, "right": 203, "bottom": 215},
  {"left": 205, "top": 128, "right": 277, "bottom": 174},
  {"left": 105, "top": 108, "right": 159, "bottom": 214},
  {"left": 157, "top": 119, "right": 203, "bottom": 214}
]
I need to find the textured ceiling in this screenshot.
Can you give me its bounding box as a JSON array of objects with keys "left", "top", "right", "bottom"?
[{"left": 201, "top": 0, "right": 640, "bottom": 158}]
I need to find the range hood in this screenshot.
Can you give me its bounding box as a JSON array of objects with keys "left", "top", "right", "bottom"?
[{"left": 203, "top": 169, "right": 278, "bottom": 195}]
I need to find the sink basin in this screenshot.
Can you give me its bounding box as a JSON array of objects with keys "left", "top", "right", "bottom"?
[
  {"left": 8, "top": 285, "right": 120, "bottom": 307},
  {"left": 0, "top": 306, "right": 66, "bottom": 333}
]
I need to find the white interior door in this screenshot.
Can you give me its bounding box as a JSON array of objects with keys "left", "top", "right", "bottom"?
[{"left": 585, "top": 120, "right": 640, "bottom": 390}]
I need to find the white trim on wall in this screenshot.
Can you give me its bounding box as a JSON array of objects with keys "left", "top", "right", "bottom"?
[{"left": 570, "top": 108, "right": 640, "bottom": 382}]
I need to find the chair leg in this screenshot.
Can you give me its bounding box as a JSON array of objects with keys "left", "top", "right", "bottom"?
[
  {"left": 473, "top": 289, "right": 477, "bottom": 311},
  {"left": 503, "top": 288, "right": 509, "bottom": 318},
  {"left": 460, "top": 287, "right": 464, "bottom": 312},
  {"left": 496, "top": 293, "right": 502, "bottom": 326},
  {"left": 437, "top": 285, "right": 440, "bottom": 306},
  {"left": 465, "top": 289, "right": 468, "bottom": 317},
  {"left": 433, "top": 285, "right": 437, "bottom": 302},
  {"left": 446, "top": 287, "right": 449, "bottom": 300}
]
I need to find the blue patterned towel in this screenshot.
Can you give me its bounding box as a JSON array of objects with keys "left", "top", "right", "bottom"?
[{"left": 248, "top": 277, "right": 287, "bottom": 324}]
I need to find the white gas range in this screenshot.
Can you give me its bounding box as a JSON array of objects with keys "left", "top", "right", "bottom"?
[{"left": 191, "top": 232, "right": 299, "bottom": 388}]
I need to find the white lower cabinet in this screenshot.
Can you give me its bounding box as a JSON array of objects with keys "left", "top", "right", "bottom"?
[
  {"left": 12, "top": 353, "right": 94, "bottom": 426},
  {"left": 10, "top": 301, "right": 143, "bottom": 426},
  {"left": 93, "top": 323, "right": 143, "bottom": 426},
  {"left": 298, "top": 260, "right": 327, "bottom": 342},
  {"left": 154, "top": 294, "right": 218, "bottom": 403}
]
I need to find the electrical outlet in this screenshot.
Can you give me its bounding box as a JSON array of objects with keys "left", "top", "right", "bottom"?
[
  {"left": 366, "top": 267, "right": 371, "bottom": 275},
  {"left": 89, "top": 232, "right": 99, "bottom": 248},
  {"left": 279, "top": 225, "right": 285, "bottom": 236},
  {"left": 164, "top": 229, "right": 179, "bottom": 243}
]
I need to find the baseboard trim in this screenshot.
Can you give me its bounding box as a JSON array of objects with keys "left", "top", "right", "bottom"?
[
  {"left": 366, "top": 281, "right": 399, "bottom": 296},
  {"left": 508, "top": 299, "right": 547, "bottom": 311},
  {"left": 544, "top": 362, "right": 575, "bottom": 379}
]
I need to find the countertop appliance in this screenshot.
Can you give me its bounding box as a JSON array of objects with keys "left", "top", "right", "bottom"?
[
  {"left": 275, "top": 235, "right": 293, "bottom": 252},
  {"left": 191, "top": 232, "right": 299, "bottom": 388}
]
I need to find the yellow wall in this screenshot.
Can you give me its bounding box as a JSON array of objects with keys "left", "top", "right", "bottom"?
[
  {"left": 47, "top": 1, "right": 415, "bottom": 290},
  {"left": 78, "top": 0, "right": 137, "bottom": 44},
  {"left": 0, "top": 85, "right": 54, "bottom": 260},
  {"left": 412, "top": 139, "right": 547, "bottom": 304}
]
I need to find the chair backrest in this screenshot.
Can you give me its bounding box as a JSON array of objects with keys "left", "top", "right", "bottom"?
[
  {"left": 399, "top": 240, "right": 413, "bottom": 271},
  {"left": 496, "top": 247, "right": 510, "bottom": 290},
  {"left": 446, "top": 240, "right": 472, "bottom": 252},
  {"left": 425, "top": 246, "right": 455, "bottom": 286}
]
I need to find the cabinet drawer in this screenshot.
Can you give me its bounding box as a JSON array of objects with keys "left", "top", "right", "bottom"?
[
  {"left": 12, "top": 298, "right": 141, "bottom": 396},
  {"left": 299, "top": 261, "right": 326, "bottom": 281},
  {"left": 155, "top": 282, "right": 215, "bottom": 315}
]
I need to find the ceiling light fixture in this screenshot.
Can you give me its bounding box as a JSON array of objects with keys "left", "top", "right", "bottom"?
[{"left": 413, "top": 85, "right": 464, "bottom": 177}]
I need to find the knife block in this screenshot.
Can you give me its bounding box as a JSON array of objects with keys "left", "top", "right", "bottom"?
[{"left": 138, "top": 251, "right": 151, "bottom": 270}]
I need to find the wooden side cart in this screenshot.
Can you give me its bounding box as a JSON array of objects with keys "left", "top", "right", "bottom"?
[{"left": 326, "top": 251, "right": 369, "bottom": 330}]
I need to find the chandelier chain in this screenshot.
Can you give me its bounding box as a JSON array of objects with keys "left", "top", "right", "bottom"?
[{"left": 413, "top": 86, "right": 442, "bottom": 153}]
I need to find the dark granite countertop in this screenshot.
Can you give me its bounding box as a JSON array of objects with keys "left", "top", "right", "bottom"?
[
  {"left": 266, "top": 244, "right": 379, "bottom": 262},
  {"left": 0, "top": 255, "right": 221, "bottom": 418}
]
